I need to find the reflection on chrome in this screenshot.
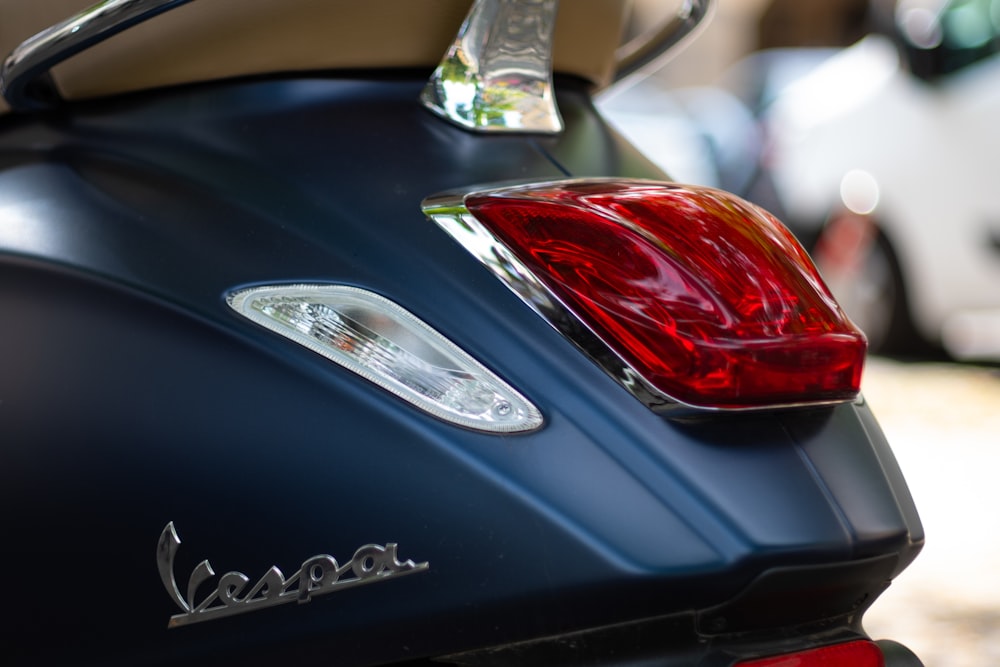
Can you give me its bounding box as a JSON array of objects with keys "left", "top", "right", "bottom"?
[{"left": 420, "top": 0, "right": 563, "bottom": 134}]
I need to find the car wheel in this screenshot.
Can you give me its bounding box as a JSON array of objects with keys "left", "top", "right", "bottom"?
[{"left": 812, "top": 212, "right": 925, "bottom": 356}]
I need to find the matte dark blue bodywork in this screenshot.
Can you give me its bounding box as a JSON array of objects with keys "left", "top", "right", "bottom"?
[{"left": 0, "top": 75, "right": 922, "bottom": 666}]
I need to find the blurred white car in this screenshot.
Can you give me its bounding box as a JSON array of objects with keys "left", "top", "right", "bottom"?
[{"left": 764, "top": 0, "right": 1000, "bottom": 359}]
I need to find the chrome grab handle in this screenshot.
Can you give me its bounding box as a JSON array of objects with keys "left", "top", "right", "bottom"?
[
  {"left": 614, "top": 0, "right": 714, "bottom": 82},
  {"left": 1, "top": 0, "right": 194, "bottom": 112}
]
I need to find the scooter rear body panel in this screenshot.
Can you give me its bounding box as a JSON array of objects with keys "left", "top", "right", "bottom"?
[{"left": 0, "top": 76, "right": 922, "bottom": 666}]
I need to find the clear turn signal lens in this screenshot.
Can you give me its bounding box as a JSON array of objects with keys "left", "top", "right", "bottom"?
[{"left": 227, "top": 285, "right": 543, "bottom": 433}]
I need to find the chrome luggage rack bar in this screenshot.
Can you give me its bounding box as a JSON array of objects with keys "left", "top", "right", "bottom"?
[
  {"left": 2, "top": 0, "right": 713, "bottom": 122},
  {"left": 1, "top": 0, "right": 193, "bottom": 111}
]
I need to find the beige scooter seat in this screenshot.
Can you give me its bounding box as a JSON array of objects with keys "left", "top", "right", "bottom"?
[{"left": 0, "top": 0, "right": 630, "bottom": 113}]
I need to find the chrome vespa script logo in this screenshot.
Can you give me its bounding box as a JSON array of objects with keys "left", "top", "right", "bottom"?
[{"left": 156, "top": 522, "right": 429, "bottom": 628}]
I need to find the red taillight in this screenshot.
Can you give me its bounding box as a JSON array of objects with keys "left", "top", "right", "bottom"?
[
  {"left": 736, "top": 639, "right": 885, "bottom": 666},
  {"left": 426, "top": 180, "right": 866, "bottom": 410}
]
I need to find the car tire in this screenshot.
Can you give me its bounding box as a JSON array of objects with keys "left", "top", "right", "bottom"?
[{"left": 813, "top": 215, "right": 929, "bottom": 357}]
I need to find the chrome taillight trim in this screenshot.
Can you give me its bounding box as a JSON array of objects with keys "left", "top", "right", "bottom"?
[{"left": 423, "top": 183, "right": 671, "bottom": 411}]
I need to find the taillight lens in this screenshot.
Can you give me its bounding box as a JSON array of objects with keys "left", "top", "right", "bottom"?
[
  {"left": 736, "top": 639, "right": 885, "bottom": 666},
  {"left": 424, "top": 180, "right": 865, "bottom": 411}
]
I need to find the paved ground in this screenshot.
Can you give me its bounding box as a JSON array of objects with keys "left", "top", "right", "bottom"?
[{"left": 860, "top": 357, "right": 1000, "bottom": 666}]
